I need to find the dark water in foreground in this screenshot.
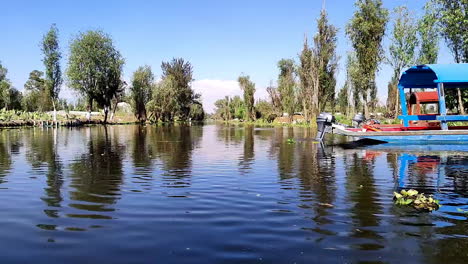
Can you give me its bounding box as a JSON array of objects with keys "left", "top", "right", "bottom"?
[{"left": 0, "top": 124, "right": 467, "bottom": 263}]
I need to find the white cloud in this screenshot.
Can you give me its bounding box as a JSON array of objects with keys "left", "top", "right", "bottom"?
[
  {"left": 192, "top": 79, "right": 269, "bottom": 114},
  {"left": 192, "top": 79, "right": 240, "bottom": 113}
]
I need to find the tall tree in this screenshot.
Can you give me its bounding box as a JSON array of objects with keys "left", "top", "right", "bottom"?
[
  {"left": 434, "top": 0, "right": 468, "bottom": 63},
  {"left": 337, "top": 84, "right": 349, "bottom": 115},
  {"left": 347, "top": 0, "right": 388, "bottom": 117},
  {"left": 161, "top": 58, "right": 195, "bottom": 121},
  {"left": 298, "top": 37, "right": 313, "bottom": 121},
  {"left": 418, "top": 2, "right": 439, "bottom": 64},
  {"left": 345, "top": 52, "right": 362, "bottom": 116},
  {"left": 433, "top": 0, "right": 467, "bottom": 114},
  {"left": 238, "top": 75, "right": 256, "bottom": 122},
  {"left": 266, "top": 82, "right": 282, "bottom": 115},
  {"left": 277, "top": 59, "right": 296, "bottom": 119},
  {"left": 314, "top": 10, "right": 338, "bottom": 113},
  {"left": 42, "top": 24, "right": 62, "bottom": 120},
  {"left": 67, "top": 30, "right": 125, "bottom": 123},
  {"left": 147, "top": 77, "right": 178, "bottom": 122},
  {"left": 0, "top": 61, "right": 13, "bottom": 110},
  {"left": 130, "top": 66, "right": 154, "bottom": 122},
  {"left": 386, "top": 6, "right": 419, "bottom": 117},
  {"left": 23, "top": 70, "right": 46, "bottom": 112}
]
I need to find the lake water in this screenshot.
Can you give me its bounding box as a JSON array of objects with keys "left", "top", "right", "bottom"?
[{"left": 0, "top": 124, "right": 467, "bottom": 263}]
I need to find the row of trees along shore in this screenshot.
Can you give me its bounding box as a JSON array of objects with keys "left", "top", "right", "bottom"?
[
  {"left": 214, "top": 0, "right": 468, "bottom": 123},
  {"left": 0, "top": 26, "right": 203, "bottom": 123}
]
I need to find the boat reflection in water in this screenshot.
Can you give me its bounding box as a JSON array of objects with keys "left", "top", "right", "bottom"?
[{"left": 334, "top": 140, "right": 468, "bottom": 194}]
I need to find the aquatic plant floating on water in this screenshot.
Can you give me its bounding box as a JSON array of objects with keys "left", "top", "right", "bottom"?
[
  {"left": 286, "top": 138, "right": 295, "bottom": 144},
  {"left": 393, "top": 189, "right": 441, "bottom": 212}
]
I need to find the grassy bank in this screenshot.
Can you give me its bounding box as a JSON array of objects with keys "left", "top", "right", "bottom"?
[{"left": 0, "top": 109, "right": 139, "bottom": 128}]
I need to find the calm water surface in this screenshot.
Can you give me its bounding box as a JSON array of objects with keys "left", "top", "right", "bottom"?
[{"left": 0, "top": 124, "right": 467, "bottom": 263}]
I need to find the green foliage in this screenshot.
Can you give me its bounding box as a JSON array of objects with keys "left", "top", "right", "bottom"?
[
  {"left": 387, "top": 6, "right": 419, "bottom": 116},
  {"left": 0, "top": 109, "right": 51, "bottom": 121},
  {"left": 315, "top": 10, "right": 338, "bottom": 113},
  {"left": 238, "top": 75, "right": 256, "bottom": 122},
  {"left": 213, "top": 95, "right": 246, "bottom": 121},
  {"left": 345, "top": 52, "right": 362, "bottom": 113},
  {"left": 277, "top": 59, "right": 296, "bottom": 118},
  {"left": 0, "top": 61, "right": 20, "bottom": 110},
  {"left": 433, "top": 0, "right": 468, "bottom": 63},
  {"left": 418, "top": 2, "right": 439, "bottom": 64},
  {"left": 393, "top": 189, "right": 441, "bottom": 211},
  {"left": 161, "top": 58, "right": 196, "bottom": 121},
  {"left": 22, "top": 70, "right": 50, "bottom": 112},
  {"left": 337, "top": 84, "right": 349, "bottom": 115},
  {"left": 189, "top": 103, "right": 205, "bottom": 121},
  {"left": 41, "top": 24, "right": 62, "bottom": 111},
  {"left": 67, "top": 30, "right": 125, "bottom": 122},
  {"left": 298, "top": 38, "right": 313, "bottom": 120},
  {"left": 347, "top": 0, "right": 389, "bottom": 116},
  {"left": 255, "top": 99, "right": 275, "bottom": 121},
  {"left": 146, "top": 58, "right": 203, "bottom": 122},
  {"left": 147, "top": 76, "right": 179, "bottom": 122},
  {"left": 130, "top": 65, "right": 154, "bottom": 122}
]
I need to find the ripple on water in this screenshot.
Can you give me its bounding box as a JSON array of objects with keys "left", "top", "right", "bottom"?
[{"left": 0, "top": 125, "right": 467, "bottom": 263}]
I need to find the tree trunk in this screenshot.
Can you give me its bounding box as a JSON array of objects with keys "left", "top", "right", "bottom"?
[
  {"left": 394, "top": 83, "right": 400, "bottom": 117},
  {"left": 103, "top": 106, "right": 109, "bottom": 124},
  {"left": 457, "top": 88, "right": 465, "bottom": 115},
  {"left": 52, "top": 100, "right": 57, "bottom": 122},
  {"left": 86, "top": 99, "right": 92, "bottom": 121},
  {"left": 110, "top": 100, "right": 119, "bottom": 122}
]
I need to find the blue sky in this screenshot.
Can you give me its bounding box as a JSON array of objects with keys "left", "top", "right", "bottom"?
[{"left": 1, "top": 0, "right": 453, "bottom": 112}]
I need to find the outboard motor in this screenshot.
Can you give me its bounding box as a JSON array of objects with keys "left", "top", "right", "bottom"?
[
  {"left": 352, "top": 113, "right": 365, "bottom": 128},
  {"left": 316, "top": 112, "right": 335, "bottom": 141}
]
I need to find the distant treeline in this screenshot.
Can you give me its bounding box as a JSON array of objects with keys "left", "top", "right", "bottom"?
[
  {"left": 0, "top": 27, "right": 203, "bottom": 123},
  {"left": 213, "top": 0, "right": 468, "bottom": 123}
]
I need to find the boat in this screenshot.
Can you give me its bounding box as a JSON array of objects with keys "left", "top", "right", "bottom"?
[{"left": 316, "top": 64, "right": 468, "bottom": 143}]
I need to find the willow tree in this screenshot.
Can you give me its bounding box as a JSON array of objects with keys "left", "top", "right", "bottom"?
[
  {"left": 238, "top": 75, "right": 256, "bottom": 122},
  {"left": 347, "top": 0, "right": 388, "bottom": 117},
  {"left": 161, "top": 58, "right": 195, "bottom": 121},
  {"left": 418, "top": 2, "right": 439, "bottom": 64},
  {"left": 433, "top": 0, "right": 467, "bottom": 114},
  {"left": 41, "top": 24, "right": 62, "bottom": 120},
  {"left": 67, "top": 30, "right": 124, "bottom": 123},
  {"left": 130, "top": 65, "right": 154, "bottom": 122},
  {"left": 277, "top": 59, "right": 296, "bottom": 118},
  {"left": 387, "top": 6, "right": 419, "bottom": 117}
]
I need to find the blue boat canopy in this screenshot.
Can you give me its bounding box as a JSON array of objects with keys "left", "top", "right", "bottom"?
[{"left": 399, "top": 63, "right": 468, "bottom": 89}]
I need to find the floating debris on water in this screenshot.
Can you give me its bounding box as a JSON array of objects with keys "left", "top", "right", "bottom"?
[
  {"left": 318, "top": 203, "right": 334, "bottom": 208},
  {"left": 393, "top": 189, "right": 441, "bottom": 212}
]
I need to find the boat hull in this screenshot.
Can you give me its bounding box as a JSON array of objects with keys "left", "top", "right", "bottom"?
[{"left": 332, "top": 126, "right": 468, "bottom": 143}]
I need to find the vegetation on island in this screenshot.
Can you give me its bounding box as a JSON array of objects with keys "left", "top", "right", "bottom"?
[
  {"left": 393, "top": 189, "right": 441, "bottom": 212},
  {"left": 213, "top": 0, "right": 468, "bottom": 125},
  {"left": 0, "top": 0, "right": 467, "bottom": 127}
]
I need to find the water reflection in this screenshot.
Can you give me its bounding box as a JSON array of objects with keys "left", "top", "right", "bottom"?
[
  {"left": 68, "top": 126, "right": 124, "bottom": 219},
  {"left": 25, "top": 129, "right": 64, "bottom": 217},
  {"left": 0, "top": 125, "right": 466, "bottom": 263},
  {"left": 0, "top": 130, "right": 21, "bottom": 183}
]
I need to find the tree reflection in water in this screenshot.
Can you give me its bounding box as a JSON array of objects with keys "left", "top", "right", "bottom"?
[{"left": 69, "top": 126, "right": 124, "bottom": 219}]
